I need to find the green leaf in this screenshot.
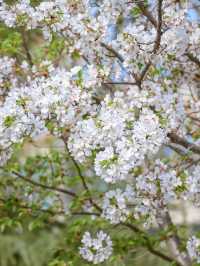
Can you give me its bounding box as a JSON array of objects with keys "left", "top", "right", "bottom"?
[
  {"left": 4, "top": 116, "right": 16, "bottom": 127},
  {"left": 131, "top": 7, "right": 142, "bottom": 18},
  {"left": 0, "top": 31, "right": 22, "bottom": 55}
]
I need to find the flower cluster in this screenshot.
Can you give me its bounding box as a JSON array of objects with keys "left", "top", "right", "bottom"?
[
  {"left": 186, "top": 165, "right": 200, "bottom": 206},
  {"left": 101, "top": 159, "right": 185, "bottom": 226},
  {"left": 79, "top": 231, "right": 113, "bottom": 264},
  {"left": 0, "top": 0, "right": 68, "bottom": 39},
  {"left": 187, "top": 236, "right": 200, "bottom": 263},
  {"left": 136, "top": 160, "right": 182, "bottom": 204},
  {"left": 128, "top": 160, "right": 184, "bottom": 225},
  {"left": 0, "top": 56, "right": 16, "bottom": 101},
  {"left": 69, "top": 88, "right": 182, "bottom": 183},
  {"left": 101, "top": 185, "right": 135, "bottom": 224},
  {"left": 0, "top": 64, "right": 98, "bottom": 165}
]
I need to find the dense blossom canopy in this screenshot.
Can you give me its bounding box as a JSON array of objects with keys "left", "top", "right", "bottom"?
[{"left": 0, "top": 0, "right": 200, "bottom": 265}]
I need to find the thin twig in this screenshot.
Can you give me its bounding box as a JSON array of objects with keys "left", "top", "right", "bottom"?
[
  {"left": 101, "top": 42, "right": 124, "bottom": 62},
  {"left": 101, "top": 42, "right": 141, "bottom": 87},
  {"left": 121, "top": 222, "right": 182, "bottom": 266},
  {"left": 137, "top": 2, "right": 158, "bottom": 28},
  {"left": 20, "top": 30, "right": 33, "bottom": 66},
  {"left": 0, "top": 197, "right": 100, "bottom": 217},
  {"left": 156, "top": 211, "right": 191, "bottom": 266},
  {"left": 69, "top": 155, "right": 102, "bottom": 212},
  {"left": 61, "top": 137, "right": 102, "bottom": 212},
  {"left": 103, "top": 81, "right": 137, "bottom": 85},
  {"left": 12, "top": 171, "right": 77, "bottom": 197}
]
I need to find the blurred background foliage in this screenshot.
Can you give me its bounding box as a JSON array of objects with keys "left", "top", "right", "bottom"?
[{"left": 0, "top": 136, "right": 173, "bottom": 266}]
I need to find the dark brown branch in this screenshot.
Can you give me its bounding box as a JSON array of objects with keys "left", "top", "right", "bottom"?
[
  {"left": 122, "top": 223, "right": 182, "bottom": 266},
  {"left": 72, "top": 211, "right": 100, "bottom": 216},
  {"left": 101, "top": 42, "right": 124, "bottom": 62},
  {"left": 138, "top": 62, "right": 151, "bottom": 85},
  {"left": 133, "top": 0, "right": 163, "bottom": 87},
  {"left": 137, "top": 2, "right": 158, "bottom": 28},
  {"left": 0, "top": 197, "right": 61, "bottom": 215},
  {"left": 186, "top": 53, "right": 200, "bottom": 68},
  {"left": 165, "top": 144, "right": 188, "bottom": 156},
  {"left": 0, "top": 198, "right": 100, "bottom": 217},
  {"left": 153, "top": 0, "right": 163, "bottom": 52},
  {"left": 136, "top": 0, "right": 163, "bottom": 86},
  {"left": 180, "top": 158, "right": 200, "bottom": 173},
  {"left": 12, "top": 171, "right": 77, "bottom": 197},
  {"left": 121, "top": 222, "right": 145, "bottom": 234},
  {"left": 101, "top": 42, "right": 141, "bottom": 87},
  {"left": 156, "top": 211, "right": 191, "bottom": 266},
  {"left": 147, "top": 246, "right": 182, "bottom": 266},
  {"left": 168, "top": 132, "right": 200, "bottom": 155},
  {"left": 103, "top": 81, "right": 137, "bottom": 85}
]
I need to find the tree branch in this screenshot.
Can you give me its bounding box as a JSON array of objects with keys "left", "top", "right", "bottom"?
[
  {"left": 103, "top": 81, "right": 137, "bottom": 85},
  {"left": 20, "top": 30, "right": 33, "bottom": 66},
  {"left": 137, "top": 2, "right": 158, "bottom": 28},
  {"left": 137, "top": 62, "right": 151, "bottom": 85},
  {"left": 68, "top": 154, "right": 102, "bottom": 212},
  {"left": 122, "top": 222, "right": 182, "bottom": 266},
  {"left": 12, "top": 171, "right": 77, "bottom": 197},
  {"left": 153, "top": 0, "right": 163, "bottom": 52},
  {"left": 165, "top": 143, "right": 189, "bottom": 156},
  {"left": 0, "top": 197, "right": 100, "bottom": 217},
  {"left": 61, "top": 137, "right": 102, "bottom": 212},
  {"left": 186, "top": 53, "right": 200, "bottom": 68},
  {"left": 136, "top": 0, "right": 163, "bottom": 86},
  {"left": 101, "top": 42, "right": 124, "bottom": 63},
  {"left": 101, "top": 42, "right": 141, "bottom": 87},
  {"left": 156, "top": 210, "right": 191, "bottom": 266},
  {"left": 168, "top": 132, "right": 200, "bottom": 155}
]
